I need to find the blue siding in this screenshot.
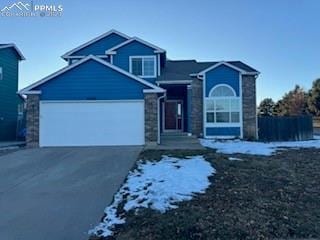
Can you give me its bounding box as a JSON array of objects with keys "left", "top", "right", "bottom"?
[
  {"left": 112, "top": 40, "right": 158, "bottom": 83},
  {"left": 69, "top": 57, "right": 110, "bottom": 66},
  {"left": 205, "top": 65, "right": 240, "bottom": 97},
  {"left": 206, "top": 127, "right": 241, "bottom": 136},
  {"left": 71, "top": 33, "right": 128, "bottom": 56},
  {"left": 0, "top": 48, "right": 20, "bottom": 140},
  {"left": 35, "top": 60, "right": 149, "bottom": 100}
]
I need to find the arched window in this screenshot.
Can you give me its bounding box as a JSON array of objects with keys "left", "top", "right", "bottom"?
[
  {"left": 210, "top": 85, "right": 235, "bottom": 97},
  {"left": 206, "top": 84, "right": 240, "bottom": 124}
]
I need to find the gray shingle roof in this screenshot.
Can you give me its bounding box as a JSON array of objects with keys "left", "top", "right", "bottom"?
[{"left": 157, "top": 60, "right": 258, "bottom": 81}]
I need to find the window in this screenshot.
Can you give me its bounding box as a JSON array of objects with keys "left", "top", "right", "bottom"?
[
  {"left": 130, "top": 56, "right": 156, "bottom": 78},
  {"left": 206, "top": 85, "right": 240, "bottom": 124},
  {"left": 0, "top": 67, "right": 3, "bottom": 80}
]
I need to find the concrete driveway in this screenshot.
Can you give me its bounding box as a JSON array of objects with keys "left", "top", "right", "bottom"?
[{"left": 0, "top": 146, "right": 142, "bottom": 240}]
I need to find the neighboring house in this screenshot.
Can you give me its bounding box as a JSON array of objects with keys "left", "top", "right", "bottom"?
[
  {"left": 0, "top": 44, "right": 25, "bottom": 141},
  {"left": 16, "top": 94, "right": 27, "bottom": 139},
  {"left": 19, "top": 30, "right": 259, "bottom": 147}
]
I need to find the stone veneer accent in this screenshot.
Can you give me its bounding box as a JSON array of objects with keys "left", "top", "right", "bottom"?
[
  {"left": 191, "top": 78, "right": 203, "bottom": 137},
  {"left": 242, "top": 75, "right": 257, "bottom": 140},
  {"left": 26, "top": 94, "right": 40, "bottom": 147},
  {"left": 144, "top": 93, "right": 158, "bottom": 144}
]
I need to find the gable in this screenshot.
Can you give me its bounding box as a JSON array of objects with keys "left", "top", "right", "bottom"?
[
  {"left": 113, "top": 40, "right": 157, "bottom": 72},
  {"left": 34, "top": 59, "right": 153, "bottom": 100},
  {"left": 70, "top": 33, "right": 128, "bottom": 57},
  {"left": 0, "top": 44, "right": 25, "bottom": 60},
  {"left": 0, "top": 47, "right": 20, "bottom": 63},
  {"left": 205, "top": 64, "right": 240, "bottom": 97}
]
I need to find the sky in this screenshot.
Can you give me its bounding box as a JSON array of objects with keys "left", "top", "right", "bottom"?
[{"left": 1, "top": 0, "right": 319, "bottom": 102}]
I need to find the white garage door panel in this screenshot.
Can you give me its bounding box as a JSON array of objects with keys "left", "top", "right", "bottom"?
[{"left": 40, "top": 101, "right": 145, "bottom": 146}]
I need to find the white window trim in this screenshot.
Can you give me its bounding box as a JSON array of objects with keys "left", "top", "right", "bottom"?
[
  {"left": 208, "top": 83, "right": 237, "bottom": 97},
  {"left": 205, "top": 97, "right": 241, "bottom": 125},
  {"left": 203, "top": 81, "right": 243, "bottom": 138},
  {"left": 129, "top": 55, "right": 157, "bottom": 78}
]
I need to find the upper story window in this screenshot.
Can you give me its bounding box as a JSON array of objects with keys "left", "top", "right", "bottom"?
[
  {"left": 205, "top": 84, "right": 240, "bottom": 124},
  {"left": 129, "top": 56, "right": 156, "bottom": 78},
  {"left": 0, "top": 67, "right": 3, "bottom": 80}
]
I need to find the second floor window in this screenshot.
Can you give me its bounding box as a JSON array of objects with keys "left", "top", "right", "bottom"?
[
  {"left": 205, "top": 85, "right": 240, "bottom": 124},
  {"left": 130, "top": 56, "right": 156, "bottom": 78}
]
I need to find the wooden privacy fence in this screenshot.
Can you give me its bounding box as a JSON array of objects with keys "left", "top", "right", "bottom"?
[{"left": 258, "top": 115, "right": 314, "bottom": 141}]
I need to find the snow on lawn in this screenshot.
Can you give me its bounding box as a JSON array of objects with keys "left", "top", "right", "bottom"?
[
  {"left": 200, "top": 137, "right": 320, "bottom": 156},
  {"left": 228, "top": 157, "right": 243, "bottom": 161},
  {"left": 89, "top": 155, "right": 215, "bottom": 238}
]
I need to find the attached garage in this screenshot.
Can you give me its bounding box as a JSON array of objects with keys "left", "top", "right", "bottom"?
[
  {"left": 39, "top": 101, "right": 145, "bottom": 147},
  {"left": 20, "top": 56, "right": 164, "bottom": 147}
]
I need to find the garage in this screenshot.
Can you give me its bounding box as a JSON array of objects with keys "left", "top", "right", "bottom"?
[{"left": 39, "top": 101, "right": 145, "bottom": 147}]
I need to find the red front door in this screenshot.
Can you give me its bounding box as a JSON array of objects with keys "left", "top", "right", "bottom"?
[{"left": 164, "top": 101, "right": 183, "bottom": 131}]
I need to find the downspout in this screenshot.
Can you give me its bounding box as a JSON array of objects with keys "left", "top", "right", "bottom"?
[{"left": 157, "top": 92, "right": 166, "bottom": 144}]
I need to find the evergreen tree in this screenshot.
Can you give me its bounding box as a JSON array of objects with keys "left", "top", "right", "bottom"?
[
  {"left": 273, "top": 99, "right": 283, "bottom": 116},
  {"left": 274, "top": 85, "right": 308, "bottom": 116},
  {"left": 307, "top": 79, "right": 320, "bottom": 116},
  {"left": 258, "top": 98, "right": 275, "bottom": 116}
]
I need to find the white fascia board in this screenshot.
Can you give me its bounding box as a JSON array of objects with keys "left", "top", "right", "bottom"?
[
  {"left": 241, "top": 71, "right": 260, "bottom": 75},
  {"left": 197, "top": 61, "right": 260, "bottom": 78},
  {"left": 61, "top": 29, "right": 131, "bottom": 59},
  {"left": 198, "top": 61, "right": 246, "bottom": 76},
  {"left": 189, "top": 73, "right": 198, "bottom": 77},
  {"left": 156, "top": 80, "right": 192, "bottom": 84},
  {"left": 63, "top": 55, "right": 110, "bottom": 59},
  {"left": 19, "top": 90, "right": 42, "bottom": 95},
  {"left": 143, "top": 89, "right": 166, "bottom": 93},
  {"left": 105, "top": 37, "right": 165, "bottom": 54},
  {"left": 0, "top": 44, "right": 26, "bottom": 60},
  {"left": 19, "top": 55, "right": 164, "bottom": 94}
]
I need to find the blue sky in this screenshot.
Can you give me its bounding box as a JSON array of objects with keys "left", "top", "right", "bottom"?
[{"left": 1, "top": 0, "right": 319, "bottom": 102}]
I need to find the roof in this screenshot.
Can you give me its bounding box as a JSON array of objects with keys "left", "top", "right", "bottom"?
[
  {"left": 61, "top": 29, "right": 131, "bottom": 59},
  {"left": 0, "top": 44, "right": 25, "bottom": 60},
  {"left": 19, "top": 55, "right": 165, "bottom": 95},
  {"left": 105, "top": 37, "right": 166, "bottom": 54},
  {"left": 157, "top": 60, "right": 259, "bottom": 82}
]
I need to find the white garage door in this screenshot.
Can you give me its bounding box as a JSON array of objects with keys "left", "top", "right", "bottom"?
[{"left": 39, "top": 101, "right": 145, "bottom": 147}]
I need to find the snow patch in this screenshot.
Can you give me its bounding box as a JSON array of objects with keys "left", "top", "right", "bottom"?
[
  {"left": 228, "top": 157, "right": 243, "bottom": 161},
  {"left": 200, "top": 138, "right": 320, "bottom": 156},
  {"left": 89, "top": 155, "right": 215, "bottom": 238}
]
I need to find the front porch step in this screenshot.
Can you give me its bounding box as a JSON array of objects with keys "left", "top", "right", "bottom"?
[
  {"left": 145, "top": 132, "right": 204, "bottom": 150},
  {"left": 161, "top": 131, "right": 188, "bottom": 136},
  {"left": 160, "top": 133, "right": 200, "bottom": 144}
]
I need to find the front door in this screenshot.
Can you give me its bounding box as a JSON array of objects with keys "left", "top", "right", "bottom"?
[{"left": 164, "top": 100, "right": 183, "bottom": 131}]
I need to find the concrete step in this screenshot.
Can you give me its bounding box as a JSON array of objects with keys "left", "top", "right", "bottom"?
[{"left": 160, "top": 133, "right": 201, "bottom": 148}]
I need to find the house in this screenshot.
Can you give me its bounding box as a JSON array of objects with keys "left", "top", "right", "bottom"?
[
  {"left": 19, "top": 30, "right": 259, "bottom": 147},
  {"left": 0, "top": 44, "right": 25, "bottom": 141}
]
